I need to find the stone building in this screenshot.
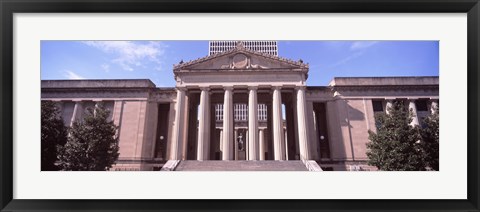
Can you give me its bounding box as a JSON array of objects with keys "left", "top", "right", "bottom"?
[{"left": 41, "top": 42, "right": 439, "bottom": 171}]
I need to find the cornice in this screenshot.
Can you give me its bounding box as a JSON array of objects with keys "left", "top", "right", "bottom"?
[{"left": 330, "top": 84, "right": 439, "bottom": 91}]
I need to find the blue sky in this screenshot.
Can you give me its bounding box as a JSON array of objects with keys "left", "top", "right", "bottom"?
[{"left": 41, "top": 41, "right": 439, "bottom": 86}]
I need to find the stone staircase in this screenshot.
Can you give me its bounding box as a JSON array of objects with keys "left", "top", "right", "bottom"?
[{"left": 171, "top": 160, "right": 312, "bottom": 171}]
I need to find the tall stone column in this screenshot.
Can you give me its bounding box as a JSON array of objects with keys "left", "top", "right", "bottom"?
[
  {"left": 430, "top": 99, "right": 439, "bottom": 114},
  {"left": 246, "top": 130, "right": 249, "bottom": 159},
  {"left": 197, "top": 87, "right": 210, "bottom": 160},
  {"left": 248, "top": 86, "right": 259, "bottom": 160},
  {"left": 385, "top": 99, "right": 394, "bottom": 114},
  {"left": 182, "top": 93, "right": 191, "bottom": 160},
  {"left": 284, "top": 130, "right": 288, "bottom": 160},
  {"left": 408, "top": 99, "right": 419, "bottom": 126},
  {"left": 93, "top": 100, "right": 102, "bottom": 117},
  {"left": 171, "top": 88, "right": 186, "bottom": 160},
  {"left": 70, "top": 101, "right": 84, "bottom": 127},
  {"left": 272, "top": 86, "right": 285, "bottom": 160},
  {"left": 234, "top": 129, "right": 238, "bottom": 160},
  {"left": 222, "top": 86, "right": 234, "bottom": 160},
  {"left": 219, "top": 130, "right": 223, "bottom": 152},
  {"left": 296, "top": 86, "right": 310, "bottom": 160},
  {"left": 259, "top": 129, "right": 265, "bottom": 160}
]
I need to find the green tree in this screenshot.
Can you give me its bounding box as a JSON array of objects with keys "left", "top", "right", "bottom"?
[
  {"left": 58, "top": 104, "right": 119, "bottom": 171},
  {"left": 366, "top": 101, "right": 425, "bottom": 171},
  {"left": 420, "top": 105, "right": 439, "bottom": 170},
  {"left": 41, "top": 101, "right": 68, "bottom": 171}
]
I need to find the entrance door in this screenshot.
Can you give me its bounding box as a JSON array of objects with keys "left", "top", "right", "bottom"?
[
  {"left": 154, "top": 103, "right": 170, "bottom": 160},
  {"left": 313, "top": 102, "right": 331, "bottom": 159}
]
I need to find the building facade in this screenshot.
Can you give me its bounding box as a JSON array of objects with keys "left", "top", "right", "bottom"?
[
  {"left": 41, "top": 42, "right": 439, "bottom": 171},
  {"left": 209, "top": 40, "right": 278, "bottom": 56}
]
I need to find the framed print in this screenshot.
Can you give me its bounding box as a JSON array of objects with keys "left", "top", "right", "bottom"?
[{"left": 1, "top": 0, "right": 479, "bottom": 211}]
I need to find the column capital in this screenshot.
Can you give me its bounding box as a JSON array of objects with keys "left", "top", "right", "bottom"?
[
  {"left": 200, "top": 87, "right": 210, "bottom": 91},
  {"left": 272, "top": 86, "right": 282, "bottom": 91},
  {"left": 294, "top": 86, "right": 306, "bottom": 91},
  {"left": 407, "top": 98, "right": 418, "bottom": 101},
  {"left": 248, "top": 86, "right": 258, "bottom": 91},
  {"left": 176, "top": 87, "right": 187, "bottom": 92},
  {"left": 223, "top": 86, "right": 234, "bottom": 91}
]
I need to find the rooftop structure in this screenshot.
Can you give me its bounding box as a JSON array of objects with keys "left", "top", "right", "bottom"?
[{"left": 209, "top": 40, "right": 278, "bottom": 56}]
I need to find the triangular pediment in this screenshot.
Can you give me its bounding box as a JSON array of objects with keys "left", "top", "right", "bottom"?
[{"left": 173, "top": 45, "right": 308, "bottom": 72}]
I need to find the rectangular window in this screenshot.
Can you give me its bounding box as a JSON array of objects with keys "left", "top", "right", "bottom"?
[
  {"left": 372, "top": 100, "right": 384, "bottom": 129},
  {"left": 241, "top": 104, "right": 244, "bottom": 120},
  {"left": 243, "top": 105, "right": 247, "bottom": 120},
  {"left": 258, "top": 105, "right": 262, "bottom": 120},
  {"left": 238, "top": 104, "right": 241, "bottom": 121},
  {"left": 234, "top": 104, "right": 238, "bottom": 121},
  {"left": 220, "top": 105, "right": 223, "bottom": 120},
  {"left": 216, "top": 104, "right": 223, "bottom": 121},
  {"left": 258, "top": 104, "right": 267, "bottom": 121},
  {"left": 372, "top": 100, "right": 384, "bottom": 112},
  {"left": 416, "top": 99, "right": 428, "bottom": 111},
  {"left": 264, "top": 104, "right": 267, "bottom": 120},
  {"left": 243, "top": 104, "right": 246, "bottom": 120}
]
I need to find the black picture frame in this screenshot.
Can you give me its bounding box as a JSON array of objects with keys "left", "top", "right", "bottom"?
[{"left": 1, "top": 0, "right": 479, "bottom": 211}]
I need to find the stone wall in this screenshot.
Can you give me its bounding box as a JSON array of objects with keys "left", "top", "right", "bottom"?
[{"left": 307, "top": 77, "right": 439, "bottom": 171}]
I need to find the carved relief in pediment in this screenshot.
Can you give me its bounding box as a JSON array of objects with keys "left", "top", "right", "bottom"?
[
  {"left": 233, "top": 54, "right": 248, "bottom": 68},
  {"left": 220, "top": 53, "right": 269, "bottom": 70}
]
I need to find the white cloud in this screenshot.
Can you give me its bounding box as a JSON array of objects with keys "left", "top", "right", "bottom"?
[
  {"left": 350, "top": 41, "right": 378, "bottom": 51},
  {"left": 82, "top": 41, "right": 165, "bottom": 71},
  {"left": 329, "top": 52, "right": 364, "bottom": 68},
  {"left": 64, "top": 70, "right": 85, "bottom": 80},
  {"left": 329, "top": 41, "right": 378, "bottom": 68}
]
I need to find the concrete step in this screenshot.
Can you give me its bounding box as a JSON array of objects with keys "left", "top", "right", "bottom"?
[{"left": 174, "top": 160, "right": 309, "bottom": 171}]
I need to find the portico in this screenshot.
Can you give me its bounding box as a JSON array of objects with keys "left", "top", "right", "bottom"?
[
  {"left": 170, "top": 42, "right": 311, "bottom": 161},
  {"left": 169, "top": 85, "right": 310, "bottom": 161}
]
